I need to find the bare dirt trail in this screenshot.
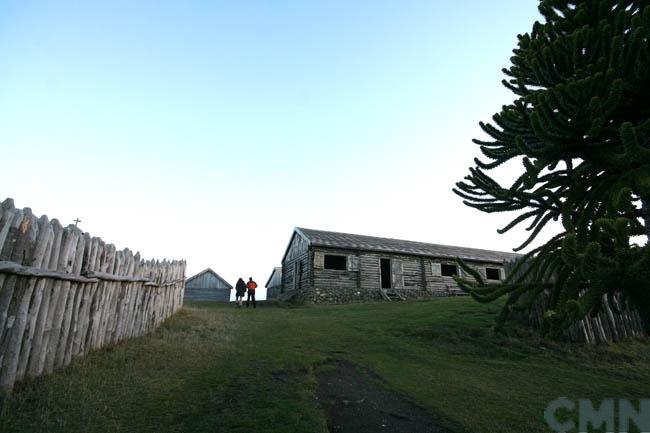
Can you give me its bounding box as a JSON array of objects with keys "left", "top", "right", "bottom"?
[{"left": 316, "top": 360, "right": 458, "bottom": 433}]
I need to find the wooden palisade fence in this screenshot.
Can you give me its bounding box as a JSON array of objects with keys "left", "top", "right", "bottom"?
[
  {"left": 506, "top": 260, "right": 646, "bottom": 343},
  {"left": 0, "top": 198, "right": 185, "bottom": 396}
]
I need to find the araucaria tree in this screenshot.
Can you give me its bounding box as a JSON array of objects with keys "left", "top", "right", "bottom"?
[{"left": 453, "top": 0, "right": 650, "bottom": 336}]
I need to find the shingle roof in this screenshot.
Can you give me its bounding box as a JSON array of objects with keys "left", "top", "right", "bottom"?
[{"left": 295, "top": 228, "right": 521, "bottom": 264}]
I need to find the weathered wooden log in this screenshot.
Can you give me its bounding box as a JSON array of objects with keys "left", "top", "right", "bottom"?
[
  {"left": 0, "top": 261, "right": 99, "bottom": 283},
  {"left": 109, "top": 250, "right": 131, "bottom": 345},
  {"left": 123, "top": 252, "right": 140, "bottom": 340},
  {"left": 0, "top": 206, "right": 27, "bottom": 344},
  {"left": 104, "top": 250, "right": 123, "bottom": 346},
  {"left": 94, "top": 243, "right": 114, "bottom": 349},
  {"left": 0, "top": 262, "right": 178, "bottom": 286},
  {"left": 0, "top": 212, "right": 40, "bottom": 394},
  {"left": 16, "top": 216, "right": 54, "bottom": 382},
  {"left": 602, "top": 296, "right": 619, "bottom": 341},
  {"left": 0, "top": 201, "right": 18, "bottom": 257},
  {"left": 60, "top": 230, "right": 86, "bottom": 368},
  {"left": 44, "top": 228, "right": 79, "bottom": 374},
  {"left": 122, "top": 252, "right": 138, "bottom": 340},
  {"left": 63, "top": 234, "right": 86, "bottom": 365},
  {"left": 88, "top": 240, "right": 107, "bottom": 350},
  {"left": 0, "top": 275, "right": 18, "bottom": 345},
  {"left": 82, "top": 270, "right": 152, "bottom": 283},
  {"left": 71, "top": 233, "right": 95, "bottom": 358},
  {"left": 26, "top": 220, "right": 63, "bottom": 377},
  {"left": 0, "top": 207, "right": 24, "bottom": 260}
]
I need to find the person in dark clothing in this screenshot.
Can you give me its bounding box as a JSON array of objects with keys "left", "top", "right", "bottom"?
[
  {"left": 246, "top": 277, "right": 257, "bottom": 308},
  {"left": 235, "top": 278, "right": 247, "bottom": 308}
]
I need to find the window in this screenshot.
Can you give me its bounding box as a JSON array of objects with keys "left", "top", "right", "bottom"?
[
  {"left": 486, "top": 267, "right": 501, "bottom": 281},
  {"left": 441, "top": 264, "right": 458, "bottom": 277},
  {"left": 324, "top": 254, "right": 347, "bottom": 270}
]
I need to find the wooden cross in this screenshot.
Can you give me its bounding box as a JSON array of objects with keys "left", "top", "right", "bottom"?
[{"left": 73, "top": 218, "right": 81, "bottom": 227}]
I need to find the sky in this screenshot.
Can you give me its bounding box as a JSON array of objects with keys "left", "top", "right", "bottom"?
[{"left": 0, "top": 1, "right": 545, "bottom": 299}]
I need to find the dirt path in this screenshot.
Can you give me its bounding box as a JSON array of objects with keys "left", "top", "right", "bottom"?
[{"left": 316, "top": 360, "right": 456, "bottom": 433}]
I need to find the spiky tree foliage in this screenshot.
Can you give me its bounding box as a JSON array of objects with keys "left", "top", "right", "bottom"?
[{"left": 453, "top": 0, "right": 650, "bottom": 336}]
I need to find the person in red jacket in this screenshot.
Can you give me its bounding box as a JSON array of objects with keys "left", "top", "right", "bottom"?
[{"left": 246, "top": 277, "right": 257, "bottom": 308}]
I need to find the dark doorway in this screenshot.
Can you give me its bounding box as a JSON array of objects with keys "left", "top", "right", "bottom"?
[
  {"left": 293, "top": 261, "right": 303, "bottom": 290},
  {"left": 380, "top": 258, "right": 392, "bottom": 289}
]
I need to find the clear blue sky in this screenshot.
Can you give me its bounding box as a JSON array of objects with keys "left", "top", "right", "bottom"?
[{"left": 1, "top": 1, "right": 543, "bottom": 297}]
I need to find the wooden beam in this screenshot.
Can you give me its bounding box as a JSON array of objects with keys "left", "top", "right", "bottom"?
[
  {"left": 0, "top": 261, "right": 183, "bottom": 287},
  {"left": 82, "top": 270, "right": 150, "bottom": 283},
  {"left": 0, "top": 261, "right": 99, "bottom": 283}
]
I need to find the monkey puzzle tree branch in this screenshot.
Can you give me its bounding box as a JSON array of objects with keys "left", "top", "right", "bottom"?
[{"left": 453, "top": 0, "right": 650, "bottom": 336}]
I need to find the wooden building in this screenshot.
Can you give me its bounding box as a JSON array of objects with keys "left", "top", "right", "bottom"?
[
  {"left": 265, "top": 267, "right": 283, "bottom": 300},
  {"left": 184, "top": 268, "right": 232, "bottom": 302},
  {"left": 279, "top": 228, "right": 520, "bottom": 303}
]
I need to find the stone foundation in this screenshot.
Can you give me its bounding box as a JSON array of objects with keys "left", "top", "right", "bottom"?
[{"left": 308, "top": 287, "right": 464, "bottom": 304}]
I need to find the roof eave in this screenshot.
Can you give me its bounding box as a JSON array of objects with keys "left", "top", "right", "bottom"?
[{"left": 310, "top": 243, "right": 520, "bottom": 265}]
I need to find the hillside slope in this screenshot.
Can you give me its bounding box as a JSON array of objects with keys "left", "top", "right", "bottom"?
[{"left": 1, "top": 298, "right": 648, "bottom": 432}]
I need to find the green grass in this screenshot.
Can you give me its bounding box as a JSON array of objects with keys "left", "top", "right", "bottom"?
[{"left": 1, "top": 298, "right": 648, "bottom": 432}]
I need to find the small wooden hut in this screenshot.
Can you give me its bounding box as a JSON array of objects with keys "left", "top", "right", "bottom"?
[
  {"left": 184, "top": 268, "right": 232, "bottom": 302},
  {"left": 265, "top": 267, "right": 283, "bottom": 300}
]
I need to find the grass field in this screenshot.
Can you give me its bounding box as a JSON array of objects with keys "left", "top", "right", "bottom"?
[{"left": 1, "top": 298, "right": 648, "bottom": 432}]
